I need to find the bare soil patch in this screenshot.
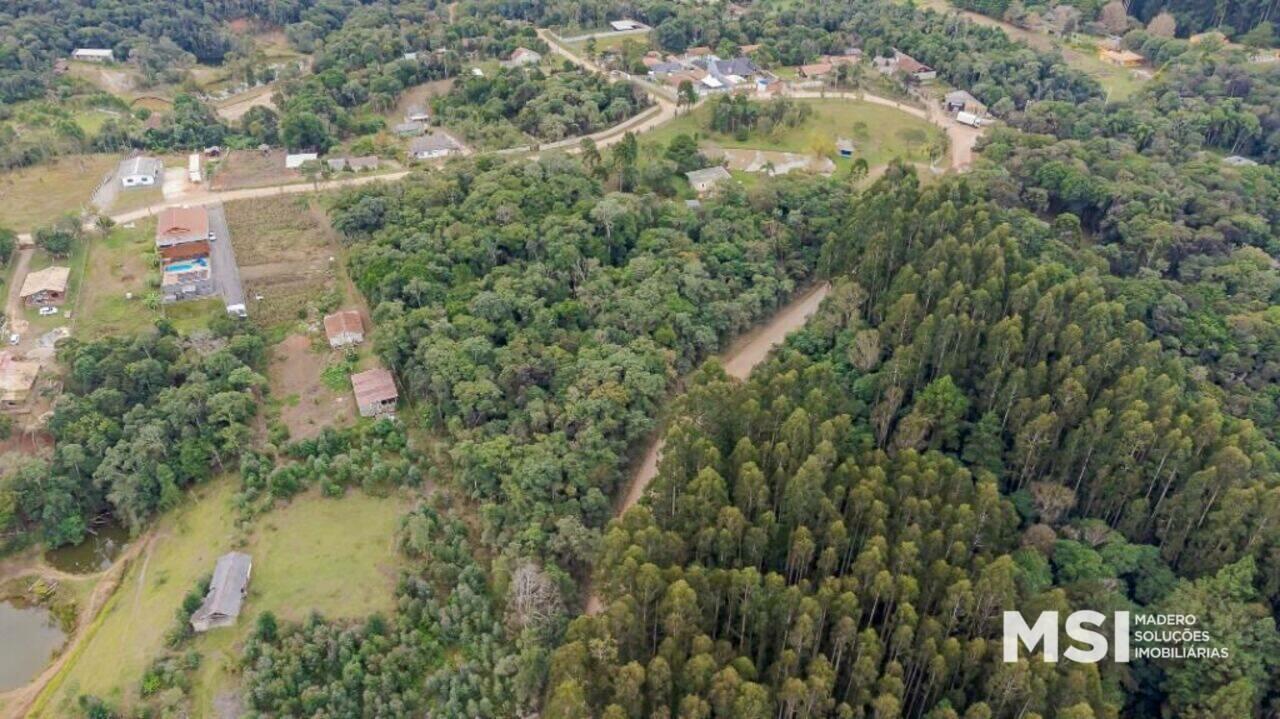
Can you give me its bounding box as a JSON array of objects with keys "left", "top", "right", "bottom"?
[
  {"left": 209, "top": 150, "right": 303, "bottom": 191},
  {"left": 268, "top": 334, "right": 357, "bottom": 438}
]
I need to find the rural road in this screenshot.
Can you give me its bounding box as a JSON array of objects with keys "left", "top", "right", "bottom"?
[{"left": 585, "top": 281, "right": 832, "bottom": 615}]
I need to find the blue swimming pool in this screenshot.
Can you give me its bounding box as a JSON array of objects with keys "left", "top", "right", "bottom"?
[{"left": 165, "top": 257, "right": 208, "bottom": 273}]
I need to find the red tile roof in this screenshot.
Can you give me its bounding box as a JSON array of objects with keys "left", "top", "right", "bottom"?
[
  {"left": 324, "top": 310, "right": 363, "bottom": 341},
  {"left": 352, "top": 368, "right": 397, "bottom": 405}
]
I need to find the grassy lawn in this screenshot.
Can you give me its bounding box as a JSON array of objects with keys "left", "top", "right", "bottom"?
[
  {"left": 565, "top": 33, "right": 652, "bottom": 56},
  {"left": 75, "top": 221, "right": 160, "bottom": 339},
  {"left": 35, "top": 480, "right": 409, "bottom": 717},
  {"left": 645, "top": 98, "right": 942, "bottom": 169},
  {"left": 0, "top": 154, "right": 118, "bottom": 231}
]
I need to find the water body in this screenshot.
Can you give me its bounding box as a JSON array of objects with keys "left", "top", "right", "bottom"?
[
  {"left": 45, "top": 522, "right": 130, "bottom": 574},
  {"left": 0, "top": 599, "right": 65, "bottom": 691}
]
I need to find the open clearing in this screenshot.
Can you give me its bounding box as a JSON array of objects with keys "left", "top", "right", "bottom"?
[
  {"left": 75, "top": 221, "right": 159, "bottom": 338},
  {"left": 209, "top": 149, "right": 304, "bottom": 191},
  {"left": 225, "top": 195, "right": 349, "bottom": 328},
  {"left": 268, "top": 333, "right": 361, "bottom": 439},
  {"left": 34, "top": 481, "right": 409, "bottom": 717},
  {"left": 0, "top": 155, "right": 117, "bottom": 231},
  {"left": 646, "top": 98, "right": 943, "bottom": 170}
]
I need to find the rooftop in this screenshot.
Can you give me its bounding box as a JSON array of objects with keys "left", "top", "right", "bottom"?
[
  {"left": 352, "top": 368, "right": 398, "bottom": 405},
  {"left": 409, "top": 132, "right": 460, "bottom": 153},
  {"left": 119, "top": 156, "right": 161, "bottom": 177},
  {"left": 191, "top": 552, "right": 252, "bottom": 629},
  {"left": 324, "top": 310, "right": 363, "bottom": 339},
  {"left": 19, "top": 266, "right": 70, "bottom": 297},
  {"left": 686, "top": 166, "right": 732, "bottom": 185},
  {"left": 155, "top": 206, "right": 210, "bottom": 246}
]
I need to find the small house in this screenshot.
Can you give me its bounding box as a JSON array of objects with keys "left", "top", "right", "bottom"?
[
  {"left": 190, "top": 552, "right": 252, "bottom": 632},
  {"left": 1099, "top": 48, "right": 1144, "bottom": 68},
  {"left": 285, "top": 152, "right": 318, "bottom": 169},
  {"left": 503, "top": 47, "right": 542, "bottom": 68},
  {"left": 944, "top": 90, "right": 983, "bottom": 113},
  {"left": 405, "top": 105, "right": 431, "bottom": 123},
  {"left": 610, "top": 19, "right": 647, "bottom": 31},
  {"left": 0, "top": 353, "right": 40, "bottom": 410},
  {"left": 324, "top": 310, "right": 365, "bottom": 348},
  {"left": 836, "top": 138, "right": 855, "bottom": 158},
  {"left": 408, "top": 132, "right": 460, "bottom": 160},
  {"left": 352, "top": 368, "right": 398, "bottom": 417},
  {"left": 798, "top": 62, "right": 833, "bottom": 79},
  {"left": 686, "top": 165, "right": 732, "bottom": 195},
  {"left": 72, "top": 48, "right": 114, "bottom": 63},
  {"left": 20, "top": 266, "right": 70, "bottom": 306},
  {"left": 893, "top": 51, "right": 936, "bottom": 82},
  {"left": 119, "top": 156, "right": 162, "bottom": 188}
]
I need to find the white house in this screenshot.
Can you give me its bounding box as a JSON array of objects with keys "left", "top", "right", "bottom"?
[
  {"left": 118, "top": 156, "right": 162, "bottom": 188},
  {"left": 610, "top": 19, "right": 647, "bottom": 31},
  {"left": 72, "top": 48, "right": 115, "bottom": 63},
  {"left": 285, "top": 152, "right": 318, "bottom": 169}
]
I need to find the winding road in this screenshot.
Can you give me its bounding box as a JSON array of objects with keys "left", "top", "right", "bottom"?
[{"left": 585, "top": 282, "right": 831, "bottom": 615}]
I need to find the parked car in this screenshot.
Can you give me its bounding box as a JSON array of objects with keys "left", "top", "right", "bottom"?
[{"left": 38, "top": 306, "right": 59, "bottom": 316}]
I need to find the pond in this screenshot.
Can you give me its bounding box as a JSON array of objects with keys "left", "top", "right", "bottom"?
[
  {"left": 0, "top": 598, "right": 65, "bottom": 691},
  {"left": 44, "top": 522, "right": 130, "bottom": 574}
]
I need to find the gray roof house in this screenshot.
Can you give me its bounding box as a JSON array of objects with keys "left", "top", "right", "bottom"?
[
  {"left": 408, "top": 132, "right": 460, "bottom": 159},
  {"left": 394, "top": 121, "right": 425, "bottom": 136},
  {"left": 686, "top": 165, "right": 733, "bottom": 194},
  {"left": 118, "top": 156, "right": 162, "bottom": 188},
  {"left": 711, "top": 57, "right": 760, "bottom": 78},
  {"left": 190, "top": 552, "right": 252, "bottom": 632}
]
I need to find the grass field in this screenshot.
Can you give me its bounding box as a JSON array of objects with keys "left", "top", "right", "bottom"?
[
  {"left": 225, "top": 196, "right": 349, "bottom": 329},
  {"left": 0, "top": 155, "right": 117, "bottom": 231},
  {"left": 645, "top": 98, "right": 943, "bottom": 169},
  {"left": 564, "top": 32, "right": 653, "bottom": 56},
  {"left": 75, "top": 222, "right": 159, "bottom": 338},
  {"left": 35, "top": 481, "right": 409, "bottom": 717}
]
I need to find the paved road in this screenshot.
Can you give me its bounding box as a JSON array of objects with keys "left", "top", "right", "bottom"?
[{"left": 205, "top": 204, "right": 245, "bottom": 309}]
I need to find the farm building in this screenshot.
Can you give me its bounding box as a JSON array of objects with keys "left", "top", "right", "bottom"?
[
  {"left": 893, "top": 51, "right": 936, "bottom": 82},
  {"left": 0, "top": 353, "right": 41, "bottom": 411},
  {"left": 503, "top": 47, "right": 542, "bottom": 67},
  {"left": 352, "top": 368, "right": 399, "bottom": 417},
  {"left": 118, "top": 156, "right": 162, "bottom": 188},
  {"left": 20, "top": 266, "right": 70, "bottom": 306},
  {"left": 798, "top": 62, "right": 833, "bottom": 79},
  {"left": 409, "top": 132, "right": 460, "bottom": 160},
  {"left": 190, "top": 552, "right": 252, "bottom": 632},
  {"left": 686, "top": 166, "right": 732, "bottom": 194},
  {"left": 72, "top": 48, "right": 114, "bottom": 62},
  {"left": 324, "top": 310, "right": 365, "bottom": 348},
  {"left": 610, "top": 19, "right": 647, "bottom": 31}
]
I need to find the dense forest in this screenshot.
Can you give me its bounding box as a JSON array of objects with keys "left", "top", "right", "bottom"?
[
  {"left": 0, "top": 318, "right": 266, "bottom": 549},
  {"left": 552, "top": 167, "right": 1280, "bottom": 719},
  {"left": 431, "top": 65, "right": 652, "bottom": 147}
]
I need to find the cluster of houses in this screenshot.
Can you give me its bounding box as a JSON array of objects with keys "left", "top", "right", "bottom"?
[
  {"left": 646, "top": 47, "right": 780, "bottom": 95},
  {"left": 323, "top": 309, "right": 400, "bottom": 418}
]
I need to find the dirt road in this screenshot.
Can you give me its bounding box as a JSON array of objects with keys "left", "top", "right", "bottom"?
[
  {"left": 4, "top": 247, "right": 33, "bottom": 334},
  {"left": 586, "top": 282, "right": 831, "bottom": 614}
]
